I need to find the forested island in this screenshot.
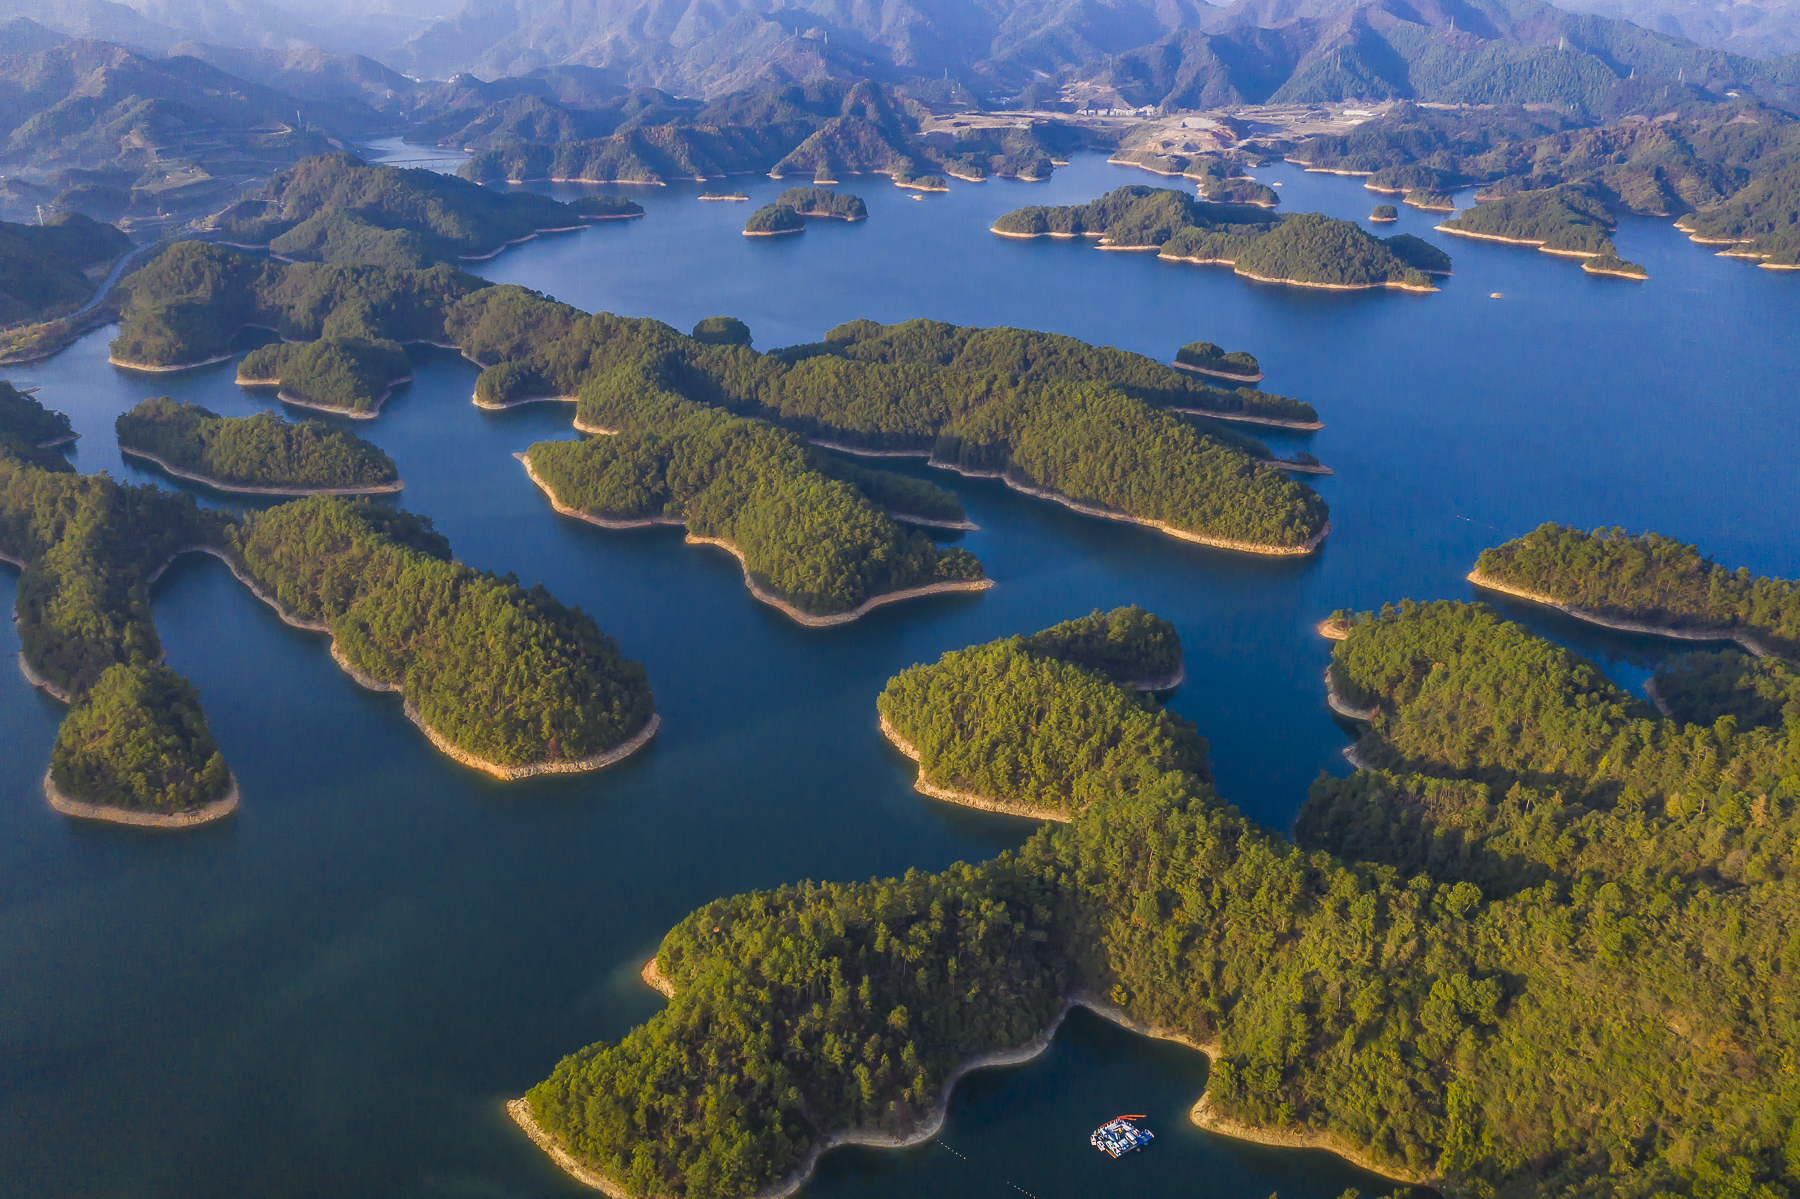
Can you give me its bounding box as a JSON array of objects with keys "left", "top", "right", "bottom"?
[
  {"left": 1173, "top": 341, "right": 1262, "bottom": 383},
  {"left": 772, "top": 188, "right": 867, "bottom": 221},
  {"left": 568, "top": 196, "right": 645, "bottom": 220},
  {"left": 449, "top": 293, "right": 1330, "bottom": 553},
  {"left": 994, "top": 186, "right": 1451, "bottom": 293},
  {"left": 3, "top": 380, "right": 659, "bottom": 815},
  {"left": 1582, "top": 253, "right": 1649, "bottom": 279},
  {"left": 116, "top": 397, "right": 402, "bottom": 494},
  {"left": 1370, "top": 204, "right": 1398, "bottom": 223},
  {"left": 522, "top": 401, "right": 987, "bottom": 625},
  {"left": 207, "top": 152, "right": 585, "bottom": 267},
  {"left": 1470, "top": 523, "right": 1798, "bottom": 658},
  {"left": 1437, "top": 185, "right": 1619, "bottom": 261},
  {"left": 521, "top": 593, "right": 1800, "bottom": 1199},
  {"left": 743, "top": 204, "right": 805, "bottom": 236},
  {"left": 1403, "top": 189, "right": 1455, "bottom": 212},
  {"left": 879, "top": 607, "right": 1200, "bottom": 818},
  {"left": 227, "top": 497, "right": 657, "bottom": 775}
]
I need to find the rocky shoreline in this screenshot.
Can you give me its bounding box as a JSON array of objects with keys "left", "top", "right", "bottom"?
[
  {"left": 1170, "top": 360, "right": 1265, "bottom": 384},
  {"left": 522, "top": 454, "right": 994, "bottom": 624},
  {"left": 119, "top": 445, "right": 403, "bottom": 496},
  {"left": 109, "top": 352, "right": 235, "bottom": 373},
  {"left": 163, "top": 543, "right": 661, "bottom": 778},
  {"left": 938, "top": 466, "right": 1330, "bottom": 556},
  {"left": 1466, "top": 571, "right": 1771, "bottom": 658},
  {"left": 511, "top": 964, "right": 1423, "bottom": 1199},
  {"left": 474, "top": 393, "right": 576, "bottom": 411},
  {"left": 878, "top": 713, "right": 1072, "bottom": 822},
  {"left": 686, "top": 536, "right": 994, "bottom": 627},
  {"left": 45, "top": 769, "right": 240, "bottom": 828}
]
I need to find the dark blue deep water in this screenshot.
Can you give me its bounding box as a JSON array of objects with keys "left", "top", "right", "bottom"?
[{"left": 1, "top": 150, "right": 1794, "bottom": 1198}]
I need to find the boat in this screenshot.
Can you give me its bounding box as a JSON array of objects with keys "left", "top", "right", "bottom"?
[{"left": 1090, "top": 1115, "right": 1153, "bottom": 1157}]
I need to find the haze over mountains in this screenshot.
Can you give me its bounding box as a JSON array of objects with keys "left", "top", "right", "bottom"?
[{"left": 5, "top": 0, "right": 1799, "bottom": 97}]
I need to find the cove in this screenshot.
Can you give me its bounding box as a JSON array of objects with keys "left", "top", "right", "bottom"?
[{"left": 0, "top": 148, "right": 1795, "bottom": 1199}]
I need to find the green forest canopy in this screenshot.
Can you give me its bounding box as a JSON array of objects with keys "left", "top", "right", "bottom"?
[
  {"left": 116, "top": 397, "right": 400, "bottom": 489},
  {"left": 994, "top": 186, "right": 1451, "bottom": 291},
  {"left": 110, "top": 241, "right": 488, "bottom": 369},
  {"left": 529, "top": 598, "right": 1800, "bottom": 1199},
  {"left": 1474, "top": 522, "right": 1800, "bottom": 657},
  {"left": 238, "top": 337, "right": 413, "bottom": 414},
  {"left": 524, "top": 390, "right": 982, "bottom": 617},
  {"left": 0, "top": 212, "right": 131, "bottom": 324},
  {"left": 444, "top": 291, "right": 1328, "bottom": 550},
  {"left": 772, "top": 188, "right": 868, "bottom": 220},
  {"left": 4, "top": 383, "right": 657, "bottom": 805},
  {"left": 214, "top": 152, "right": 579, "bottom": 266}
]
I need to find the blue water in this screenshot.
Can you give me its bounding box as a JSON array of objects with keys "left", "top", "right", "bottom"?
[{"left": 1, "top": 150, "right": 1793, "bottom": 1198}]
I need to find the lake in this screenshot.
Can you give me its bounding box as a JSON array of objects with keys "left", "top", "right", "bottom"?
[{"left": 1, "top": 148, "right": 1794, "bottom": 1198}]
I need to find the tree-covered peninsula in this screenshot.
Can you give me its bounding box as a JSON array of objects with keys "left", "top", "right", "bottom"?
[
  {"left": 4, "top": 381, "right": 658, "bottom": 811},
  {"left": 772, "top": 188, "right": 868, "bottom": 221},
  {"left": 2, "top": 381, "right": 237, "bottom": 817},
  {"left": 994, "top": 186, "right": 1451, "bottom": 292},
  {"left": 0, "top": 378, "right": 77, "bottom": 468},
  {"left": 116, "top": 397, "right": 401, "bottom": 493},
  {"left": 238, "top": 337, "right": 413, "bottom": 417},
  {"left": 1437, "top": 185, "right": 1619, "bottom": 259},
  {"left": 743, "top": 204, "right": 805, "bottom": 236},
  {"left": 109, "top": 241, "right": 486, "bottom": 383},
  {"left": 523, "top": 394, "right": 985, "bottom": 623},
  {"left": 447, "top": 291, "right": 1329, "bottom": 553},
  {"left": 1471, "top": 522, "right": 1799, "bottom": 657},
  {"left": 1174, "top": 341, "right": 1261, "bottom": 381},
  {"left": 50, "top": 662, "right": 233, "bottom": 816},
  {"left": 521, "top": 597, "right": 1800, "bottom": 1199},
  {"left": 208, "top": 152, "right": 584, "bottom": 267},
  {"left": 227, "top": 497, "right": 656, "bottom": 773},
  {"left": 879, "top": 607, "right": 1204, "bottom": 818}
]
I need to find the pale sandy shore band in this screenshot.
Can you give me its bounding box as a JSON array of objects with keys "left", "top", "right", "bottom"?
[
  {"left": 925, "top": 463, "right": 1330, "bottom": 556},
  {"left": 474, "top": 393, "right": 576, "bottom": 410},
  {"left": 45, "top": 769, "right": 239, "bottom": 828},
  {"left": 1324, "top": 667, "right": 1378, "bottom": 722},
  {"left": 879, "top": 713, "right": 1072, "bottom": 822},
  {"left": 153, "top": 545, "right": 661, "bottom": 779},
  {"left": 522, "top": 453, "right": 995, "bottom": 625},
  {"left": 109, "top": 352, "right": 235, "bottom": 373},
  {"left": 1170, "top": 360, "right": 1265, "bottom": 384},
  {"left": 687, "top": 537, "right": 995, "bottom": 627},
  {"left": 1170, "top": 407, "right": 1324, "bottom": 431},
  {"left": 1436, "top": 225, "right": 1604, "bottom": 258},
  {"left": 236, "top": 375, "right": 413, "bottom": 421},
  {"left": 119, "top": 445, "right": 404, "bottom": 496},
  {"left": 1467, "top": 571, "right": 1772, "bottom": 658}
]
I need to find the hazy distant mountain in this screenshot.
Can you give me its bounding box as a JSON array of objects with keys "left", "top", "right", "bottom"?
[
  {"left": 1094, "top": 0, "right": 1800, "bottom": 111},
  {"left": 1551, "top": 0, "right": 1800, "bottom": 57},
  {"left": 168, "top": 41, "right": 420, "bottom": 104},
  {"left": 0, "top": 38, "right": 384, "bottom": 168},
  {"left": 0, "top": 18, "right": 73, "bottom": 58},
  {"left": 387, "top": 0, "right": 1225, "bottom": 91},
  {"left": 9, "top": 0, "right": 450, "bottom": 62}
]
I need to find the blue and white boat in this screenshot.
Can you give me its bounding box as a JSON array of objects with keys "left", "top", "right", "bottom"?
[{"left": 1090, "top": 1115, "right": 1154, "bottom": 1157}]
